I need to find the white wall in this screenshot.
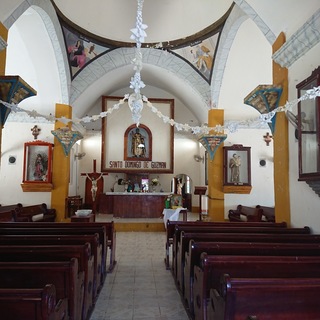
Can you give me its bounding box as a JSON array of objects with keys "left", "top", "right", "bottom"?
[
  {"left": 224, "top": 129, "right": 274, "bottom": 218},
  {"left": 218, "top": 18, "right": 275, "bottom": 218},
  {"left": 0, "top": 122, "right": 54, "bottom": 206}
]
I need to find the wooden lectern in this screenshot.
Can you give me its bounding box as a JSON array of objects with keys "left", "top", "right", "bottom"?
[{"left": 194, "top": 186, "right": 207, "bottom": 221}]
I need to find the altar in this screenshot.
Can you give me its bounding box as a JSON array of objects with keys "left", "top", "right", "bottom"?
[{"left": 98, "top": 192, "right": 171, "bottom": 218}]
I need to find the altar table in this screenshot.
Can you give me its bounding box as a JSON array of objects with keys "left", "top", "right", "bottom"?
[{"left": 98, "top": 192, "right": 171, "bottom": 218}]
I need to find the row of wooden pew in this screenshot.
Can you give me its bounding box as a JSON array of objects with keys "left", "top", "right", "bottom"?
[
  {"left": 0, "top": 203, "right": 56, "bottom": 222},
  {"left": 165, "top": 220, "right": 320, "bottom": 320},
  {"left": 0, "top": 221, "right": 116, "bottom": 320}
]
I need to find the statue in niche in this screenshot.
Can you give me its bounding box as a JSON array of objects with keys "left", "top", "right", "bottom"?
[{"left": 229, "top": 153, "right": 241, "bottom": 183}]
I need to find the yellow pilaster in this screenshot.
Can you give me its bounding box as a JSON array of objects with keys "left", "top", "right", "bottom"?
[
  {"left": 51, "top": 104, "right": 72, "bottom": 222},
  {"left": 0, "top": 22, "right": 8, "bottom": 75},
  {"left": 207, "top": 109, "right": 225, "bottom": 221},
  {"left": 0, "top": 23, "right": 8, "bottom": 162},
  {"left": 272, "top": 32, "right": 291, "bottom": 225}
]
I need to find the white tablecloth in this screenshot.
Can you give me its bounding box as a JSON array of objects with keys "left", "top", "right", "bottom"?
[{"left": 162, "top": 208, "right": 187, "bottom": 228}]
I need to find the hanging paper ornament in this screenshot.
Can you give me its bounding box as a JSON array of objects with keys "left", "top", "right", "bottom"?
[{"left": 51, "top": 127, "right": 83, "bottom": 156}]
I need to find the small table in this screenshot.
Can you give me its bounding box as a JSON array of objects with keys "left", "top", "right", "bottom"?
[
  {"left": 71, "top": 214, "right": 95, "bottom": 223},
  {"left": 162, "top": 208, "right": 188, "bottom": 228}
]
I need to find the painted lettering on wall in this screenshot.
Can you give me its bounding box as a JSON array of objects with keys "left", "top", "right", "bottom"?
[{"left": 109, "top": 161, "right": 166, "bottom": 169}]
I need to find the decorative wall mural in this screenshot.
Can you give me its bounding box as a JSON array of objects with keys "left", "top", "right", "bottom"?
[
  {"left": 173, "top": 35, "right": 219, "bottom": 82},
  {"left": 60, "top": 16, "right": 223, "bottom": 82},
  {"left": 62, "top": 26, "right": 111, "bottom": 78}
]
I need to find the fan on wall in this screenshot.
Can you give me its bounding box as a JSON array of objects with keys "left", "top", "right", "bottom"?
[{"left": 286, "top": 110, "right": 299, "bottom": 139}]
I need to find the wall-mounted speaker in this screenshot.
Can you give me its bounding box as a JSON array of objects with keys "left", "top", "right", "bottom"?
[
  {"left": 259, "top": 159, "right": 266, "bottom": 167},
  {"left": 8, "top": 155, "right": 17, "bottom": 165}
]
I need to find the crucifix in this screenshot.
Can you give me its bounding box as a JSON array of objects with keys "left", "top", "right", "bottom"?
[
  {"left": 81, "top": 159, "right": 108, "bottom": 214},
  {"left": 263, "top": 132, "right": 273, "bottom": 146}
]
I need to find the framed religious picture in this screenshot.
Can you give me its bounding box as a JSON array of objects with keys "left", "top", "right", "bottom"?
[
  {"left": 223, "top": 144, "right": 252, "bottom": 194},
  {"left": 101, "top": 96, "right": 174, "bottom": 173},
  {"left": 21, "top": 140, "right": 54, "bottom": 192}
]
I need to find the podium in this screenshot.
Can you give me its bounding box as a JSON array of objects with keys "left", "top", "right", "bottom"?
[{"left": 194, "top": 186, "right": 207, "bottom": 221}]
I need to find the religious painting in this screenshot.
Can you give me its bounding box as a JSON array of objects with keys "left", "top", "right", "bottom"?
[
  {"left": 124, "top": 124, "right": 152, "bottom": 161},
  {"left": 61, "top": 25, "right": 111, "bottom": 79},
  {"left": 223, "top": 144, "right": 252, "bottom": 194},
  {"left": 173, "top": 37, "right": 218, "bottom": 82},
  {"left": 21, "top": 140, "right": 54, "bottom": 192},
  {"left": 101, "top": 96, "right": 174, "bottom": 173},
  {"left": 171, "top": 194, "right": 183, "bottom": 208}
]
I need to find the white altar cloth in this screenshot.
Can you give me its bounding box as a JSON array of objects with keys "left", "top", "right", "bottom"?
[{"left": 162, "top": 208, "right": 187, "bottom": 228}]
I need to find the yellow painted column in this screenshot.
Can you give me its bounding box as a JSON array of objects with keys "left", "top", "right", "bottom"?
[
  {"left": 0, "top": 22, "right": 8, "bottom": 75},
  {"left": 207, "top": 109, "right": 225, "bottom": 221},
  {"left": 51, "top": 104, "right": 72, "bottom": 222},
  {"left": 0, "top": 23, "right": 8, "bottom": 162},
  {"left": 272, "top": 32, "right": 291, "bottom": 225}
]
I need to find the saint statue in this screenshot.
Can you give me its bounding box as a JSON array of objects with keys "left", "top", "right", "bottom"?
[
  {"left": 229, "top": 153, "right": 241, "bottom": 183},
  {"left": 131, "top": 128, "right": 145, "bottom": 157}
]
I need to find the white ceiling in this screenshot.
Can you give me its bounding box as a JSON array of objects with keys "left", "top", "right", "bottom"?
[{"left": 1, "top": 0, "right": 320, "bottom": 130}]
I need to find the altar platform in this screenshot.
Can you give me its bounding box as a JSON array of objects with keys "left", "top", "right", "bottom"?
[{"left": 95, "top": 211, "right": 199, "bottom": 232}]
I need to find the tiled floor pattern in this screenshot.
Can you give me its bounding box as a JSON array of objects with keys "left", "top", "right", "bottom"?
[{"left": 89, "top": 232, "right": 189, "bottom": 320}]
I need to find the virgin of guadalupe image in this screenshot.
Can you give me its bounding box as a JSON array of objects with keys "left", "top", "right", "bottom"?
[{"left": 33, "top": 153, "right": 48, "bottom": 181}]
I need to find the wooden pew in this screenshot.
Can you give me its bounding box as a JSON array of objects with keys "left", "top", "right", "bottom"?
[
  {"left": 0, "top": 203, "right": 21, "bottom": 222},
  {"left": 12, "top": 203, "right": 56, "bottom": 222},
  {"left": 209, "top": 274, "right": 320, "bottom": 320},
  {"left": 0, "top": 233, "right": 103, "bottom": 298},
  {"left": 228, "top": 204, "right": 276, "bottom": 223},
  {"left": 0, "top": 244, "right": 93, "bottom": 320},
  {"left": 75, "top": 221, "right": 117, "bottom": 273},
  {"left": 256, "top": 205, "right": 275, "bottom": 222},
  {"left": 165, "top": 220, "right": 287, "bottom": 269},
  {"left": 184, "top": 234, "right": 320, "bottom": 312},
  {"left": 0, "top": 284, "right": 68, "bottom": 320},
  {"left": 172, "top": 225, "right": 310, "bottom": 280},
  {"left": 193, "top": 250, "right": 320, "bottom": 320},
  {"left": 0, "top": 221, "right": 116, "bottom": 273},
  {"left": 228, "top": 205, "right": 263, "bottom": 222},
  {"left": 0, "top": 223, "right": 109, "bottom": 279},
  {"left": 0, "top": 258, "right": 83, "bottom": 320}
]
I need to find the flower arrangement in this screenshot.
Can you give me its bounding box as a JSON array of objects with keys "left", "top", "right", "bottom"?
[
  {"left": 118, "top": 178, "right": 130, "bottom": 185},
  {"left": 151, "top": 178, "right": 159, "bottom": 186}
]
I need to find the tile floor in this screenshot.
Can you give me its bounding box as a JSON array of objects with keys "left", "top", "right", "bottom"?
[{"left": 89, "top": 231, "right": 190, "bottom": 320}]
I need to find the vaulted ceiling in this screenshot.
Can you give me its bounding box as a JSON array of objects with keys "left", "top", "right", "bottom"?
[{"left": 1, "top": 0, "right": 320, "bottom": 130}]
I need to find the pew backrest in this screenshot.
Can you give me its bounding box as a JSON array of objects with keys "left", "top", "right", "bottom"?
[
  {"left": 0, "top": 284, "right": 68, "bottom": 320},
  {"left": 0, "top": 221, "right": 115, "bottom": 273},
  {"left": 211, "top": 275, "right": 320, "bottom": 320},
  {"left": 0, "top": 233, "right": 103, "bottom": 295},
  {"left": 11, "top": 204, "right": 56, "bottom": 222},
  {"left": 165, "top": 220, "right": 287, "bottom": 269},
  {"left": 0, "top": 243, "right": 93, "bottom": 320},
  {"left": 193, "top": 253, "right": 320, "bottom": 320},
  {"left": 0, "top": 258, "right": 83, "bottom": 320}
]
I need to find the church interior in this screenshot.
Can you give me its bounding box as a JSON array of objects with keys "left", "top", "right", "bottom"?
[{"left": 0, "top": 1, "right": 320, "bottom": 319}]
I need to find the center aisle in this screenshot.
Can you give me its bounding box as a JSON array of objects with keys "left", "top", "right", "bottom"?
[{"left": 90, "top": 232, "right": 189, "bottom": 320}]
